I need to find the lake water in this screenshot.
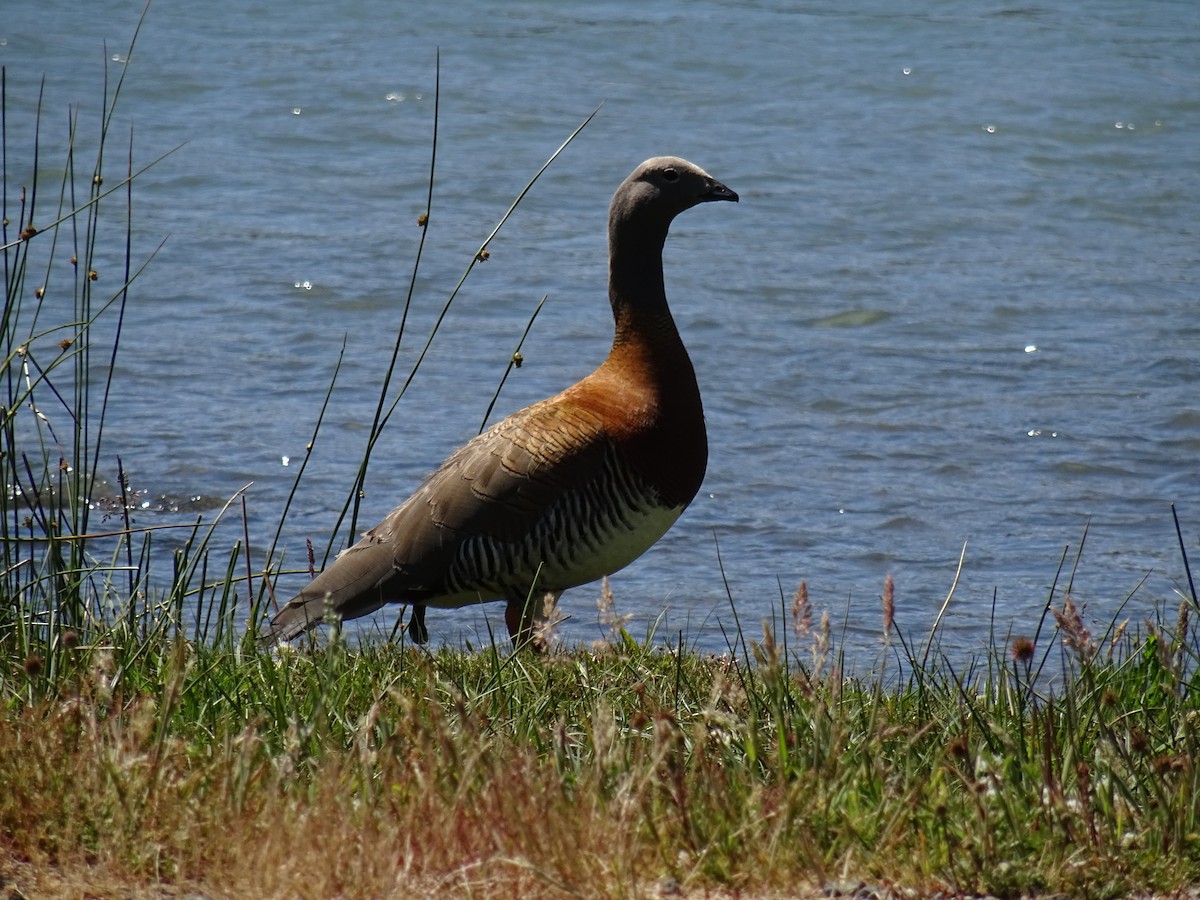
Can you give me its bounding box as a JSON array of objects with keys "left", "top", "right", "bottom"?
[{"left": 4, "top": 1, "right": 1199, "bottom": 665}]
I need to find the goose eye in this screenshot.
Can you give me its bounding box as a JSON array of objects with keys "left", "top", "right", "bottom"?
[{"left": 662, "top": 167, "right": 680, "bottom": 183}]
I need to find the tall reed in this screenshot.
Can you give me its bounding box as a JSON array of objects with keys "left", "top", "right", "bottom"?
[
  {"left": 0, "top": 9, "right": 193, "bottom": 689},
  {"left": 1, "top": 16, "right": 598, "bottom": 683}
]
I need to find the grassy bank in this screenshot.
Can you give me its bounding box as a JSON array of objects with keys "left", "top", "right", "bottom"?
[
  {"left": 3, "top": 588, "right": 1200, "bottom": 898},
  {"left": 4, "top": 22, "right": 1200, "bottom": 900}
]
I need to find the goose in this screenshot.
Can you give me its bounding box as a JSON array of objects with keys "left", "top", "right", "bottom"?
[{"left": 264, "top": 156, "right": 737, "bottom": 647}]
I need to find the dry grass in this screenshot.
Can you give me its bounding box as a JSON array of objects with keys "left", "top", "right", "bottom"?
[{"left": 0, "top": 639, "right": 830, "bottom": 899}]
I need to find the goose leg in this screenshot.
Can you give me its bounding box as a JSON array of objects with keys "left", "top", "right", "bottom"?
[
  {"left": 406, "top": 604, "right": 429, "bottom": 644},
  {"left": 505, "top": 591, "right": 562, "bottom": 652}
]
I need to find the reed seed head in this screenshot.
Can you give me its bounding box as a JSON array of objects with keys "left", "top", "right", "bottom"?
[
  {"left": 533, "top": 592, "right": 565, "bottom": 649},
  {"left": 1010, "top": 636, "right": 1035, "bottom": 664},
  {"left": 946, "top": 734, "right": 969, "bottom": 760},
  {"left": 790, "top": 580, "right": 811, "bottom": 640},
  {"left": 1053, "top": 595, "right": 1095, "bottom": 658}
]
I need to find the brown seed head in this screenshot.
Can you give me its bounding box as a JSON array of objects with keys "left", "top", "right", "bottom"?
[
  {"left": 1010, "top": 636, "right": 1035, "bottom": 664},
  {"left": 1153, "top": 754, "right": 1185, "bottom": 775},
  {"left": 1053, "top": 594, "right": 1095, "bottom": 658},
  {"left": 790, "top": 580, "right": 811, "bottom": 640},
  {"left": 1129, "top": 729, "right": 1149, "bottom": 754},
  {"left": 946, "top": 734, "right": 970, "bottom": 760}
]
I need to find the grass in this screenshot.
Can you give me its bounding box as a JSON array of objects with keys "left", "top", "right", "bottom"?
[
  {"left": 3, "top": 583, "right": 1200, "bottom": 897},
  {"left": 4, "top": 18, "right": 1200, "bottom": 900}
]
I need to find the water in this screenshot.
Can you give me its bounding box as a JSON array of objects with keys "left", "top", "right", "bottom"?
[{"left": 4, "top": 1, "right": 1199, "bottom": 664}]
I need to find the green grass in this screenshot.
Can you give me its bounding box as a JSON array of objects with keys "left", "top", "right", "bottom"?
[
  {"left": 3, "top": 18, "right": 1200, "bottom": 900},
  {"left": 3, "top": 589, "right": 1200, "bottom": 897}
]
